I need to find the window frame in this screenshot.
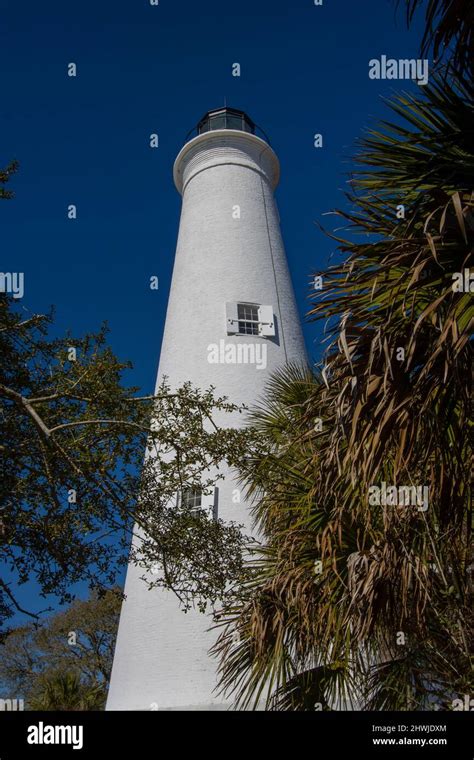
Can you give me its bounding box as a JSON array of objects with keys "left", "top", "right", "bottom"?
[{"left": 225, "top": 301, "right": 275, "bottom": 338}]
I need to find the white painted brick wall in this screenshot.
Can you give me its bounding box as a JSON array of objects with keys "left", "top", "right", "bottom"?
[{"left": 106, "top": 130, "right": 306, "bottom": 710}]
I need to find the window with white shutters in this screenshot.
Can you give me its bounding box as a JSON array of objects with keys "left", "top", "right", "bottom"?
[{"left": 225, "top": 302, "right": 275, "bottom": 337}]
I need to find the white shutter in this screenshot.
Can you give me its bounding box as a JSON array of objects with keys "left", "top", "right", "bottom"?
[
  {"left": 258, "top": 304, "right": 275, "bottom": 337},
  {"left": 225, "top": 302, "right": 239, "bottom": 334},
  {"left": 201, "top": 487, "right": 217, "bottom": 520}
]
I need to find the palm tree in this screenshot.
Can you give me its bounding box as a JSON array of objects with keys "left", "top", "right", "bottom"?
[
  {"left": 29, "top": 671, "right": 105, "bottom": 711},
  {"left": 402, "top": 0, "right": 473, "bottom": 77},
  {"left": 212, "top": 29, "right": 473, "bottom": 710}
]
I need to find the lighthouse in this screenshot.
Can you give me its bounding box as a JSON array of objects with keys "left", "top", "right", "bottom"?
[{"left": 106, "top": 108, "right": 306, "bottom": 710}]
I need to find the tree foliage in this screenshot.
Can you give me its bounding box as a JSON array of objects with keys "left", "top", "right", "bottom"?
[
  {"left": 401, "top": 0, "right": 474, "bottom": 76},
  {"left": 29, "top": 672, "right": 105, "bottom": 711},
  {"left": 0, "top": 294, "right": 252, "bottom": 627},
  {"left": 213, "top": 47, "right": 473, "bottom": 711},
  {"left": 0, "top": 589, "right": 121, "bottom": 709},
  {"left": 0, "top": 160, "right": 18, "bottom": 200}
]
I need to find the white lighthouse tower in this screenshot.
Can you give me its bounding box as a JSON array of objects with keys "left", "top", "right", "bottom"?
[{"left": 107, "top": 108, "right": 306, "bottom": 710}]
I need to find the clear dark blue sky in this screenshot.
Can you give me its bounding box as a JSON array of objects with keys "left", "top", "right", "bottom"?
[{"left": 1, "top": 0, "right": 425, "bottom": 622}]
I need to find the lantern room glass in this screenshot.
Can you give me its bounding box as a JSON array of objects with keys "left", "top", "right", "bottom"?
[{"left": 197, "top": 108, "right": 255, "bottom": 135}]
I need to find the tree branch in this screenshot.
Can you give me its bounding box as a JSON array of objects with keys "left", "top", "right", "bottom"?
[
  {"left": 0, "top": 384, "right": 51, "bottom": 438},
  {"left": 0, "top": 579, "right": 41, "bottom": 621}
]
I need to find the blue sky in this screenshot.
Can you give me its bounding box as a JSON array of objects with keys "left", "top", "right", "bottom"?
[{"left": 1, "top": 0, "right": 426, "bottom": 623}]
